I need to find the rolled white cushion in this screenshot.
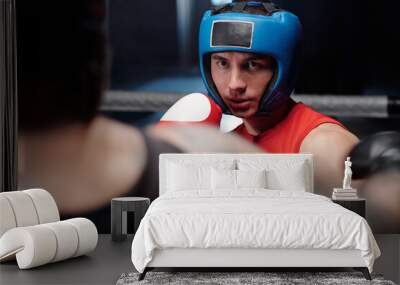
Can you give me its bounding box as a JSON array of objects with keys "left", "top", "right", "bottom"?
[
  {"left": 0, "top": 189, "right": 59, "bottom": 239},
  {"left": 0, "top": 226, "right": 57, "bottom": 269},
  {"left": 42, "top": 221, "right": 79, "bottom": 262},
  {"left": 23, "top": 189, "right": 59, "bottom": 224},
  {"left": 0, "top": 218, "right": 98, "bottom": 269},
  {"left": 0, "top": 191, "right": 39, "bottom": 227},
  {"left": 0, "top": 196, "right": 17, "bottom": 237},
  {"left": 64, "top": 218, "right": 98, "bottom": 257}
]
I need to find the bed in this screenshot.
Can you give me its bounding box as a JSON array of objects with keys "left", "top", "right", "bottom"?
[{"left": 131, "top": 153, "right": 381, "bottom": 280}]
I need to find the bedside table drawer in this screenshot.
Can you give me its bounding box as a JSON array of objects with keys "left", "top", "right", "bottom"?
[{"left": 332, "top": 199, "right": 366, "bottom": 218}]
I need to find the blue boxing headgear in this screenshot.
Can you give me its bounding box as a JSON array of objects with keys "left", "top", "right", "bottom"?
[{"left": 199, "top": 0, "right": 303, "bottom": 115}]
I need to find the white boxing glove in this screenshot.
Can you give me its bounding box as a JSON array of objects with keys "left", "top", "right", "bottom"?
[
  {"left": 160, "top": 93, "right": 222, "bottom": 126},
  {"left": 159, "top": 93, "right": 243, "bottom": 133}
]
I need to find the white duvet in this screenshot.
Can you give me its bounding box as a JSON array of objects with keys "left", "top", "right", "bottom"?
[{"left": 131, "top": 190, "right": 380, "bottom": 273}]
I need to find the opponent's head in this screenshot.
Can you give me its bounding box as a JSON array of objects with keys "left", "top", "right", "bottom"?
[
  {"left": 199, "top": 0, "right": 302, "bottom": 117},
  {"left": 18, "top": 0, "right": 107, "bottom": 131}
]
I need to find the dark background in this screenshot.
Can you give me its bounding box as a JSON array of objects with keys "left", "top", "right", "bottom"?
[{"left": 109, "top": 0, "right": 400, "bottom": 97}]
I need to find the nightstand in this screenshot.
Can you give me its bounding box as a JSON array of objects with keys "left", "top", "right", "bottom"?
[
  {"left": 332, "top": 198, "right": 366, "bottom": 218},
  {"left": 111, "top": 197, "right": 150, "bottom": 242}
]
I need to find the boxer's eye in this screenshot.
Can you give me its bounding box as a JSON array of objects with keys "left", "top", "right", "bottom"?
[
  {"left": 247, "top": 60, "right": 268, "bottom": 71},
  {"left": 248, "top": 60, "right": 260, "bottom": 70},
  {"left": 216, "top": 59, "right": 229, "bottom": 69}
]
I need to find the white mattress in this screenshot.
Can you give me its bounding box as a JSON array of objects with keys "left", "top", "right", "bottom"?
[{"left": 131, "top": 190, "right": 380, "bottom": 273}]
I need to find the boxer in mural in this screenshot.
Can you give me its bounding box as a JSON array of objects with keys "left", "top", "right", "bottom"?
[
  {"left": 160, "top": 0, "right": 359, "bottom": 197},
  {"left": 160, "top": 0, "right": 400, "bottom": 232}
]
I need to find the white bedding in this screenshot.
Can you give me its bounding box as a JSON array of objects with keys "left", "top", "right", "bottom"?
[{"left": 131, "top": 190, "right": 380, "bottom": 273}]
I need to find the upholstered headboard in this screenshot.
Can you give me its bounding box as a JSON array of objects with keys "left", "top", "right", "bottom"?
[{"left": 159, "top": 153, "right": 314, "bottom": 195}]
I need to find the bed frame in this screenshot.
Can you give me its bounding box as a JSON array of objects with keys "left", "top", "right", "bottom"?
[
  {"left": 138, "top": 154, "right": 372, "bottom": 281},
  {"left": 140, "top": 248, "right": 371, "bottom": 280}
]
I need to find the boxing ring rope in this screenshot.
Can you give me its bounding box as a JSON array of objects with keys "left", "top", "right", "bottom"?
[{"left": 101, "top": 91, "right": 400, "bottom": 118}]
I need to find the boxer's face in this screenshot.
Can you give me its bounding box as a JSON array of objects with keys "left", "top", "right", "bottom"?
[{"left": 211, "top": 52, "right": 274, "bottom": 118}]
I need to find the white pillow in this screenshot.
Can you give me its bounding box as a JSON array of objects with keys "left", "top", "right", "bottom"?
[
  {"left": 167, "top": 162, "right": 211, "bottom": 191},
  {"left": 166, "top": 159, "right": 236, "bottom": 192},
  {"left": 211, "top": 169, "right": 268, "bottom": 190},
  {"left": 236, "top": 169, "right": 267, "bottom": 189},
  {"left": 266, "top": 162, "right": 307, "bottom": 191},
  {"left": 211, "top": 168, "right": 236, "bottom": 190},
  {"left": 238, "top": 159, "right": 308, "bottom": 191}
]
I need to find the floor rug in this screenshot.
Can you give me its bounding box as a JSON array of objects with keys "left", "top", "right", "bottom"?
[{"left": 116, "top": 271, "right": 396, "bottom": 285}]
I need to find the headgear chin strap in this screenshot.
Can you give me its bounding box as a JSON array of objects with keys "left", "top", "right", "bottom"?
[{"left": 199, "top": 0, "right": 303, "bottom": 115}]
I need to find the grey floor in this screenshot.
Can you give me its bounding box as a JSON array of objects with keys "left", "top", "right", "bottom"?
[
  {"left": 374, "top": 235, "right": 400, "bottom": 284},
  {"left": 0, "top": 235, "right": 399, "bottom": 285}
]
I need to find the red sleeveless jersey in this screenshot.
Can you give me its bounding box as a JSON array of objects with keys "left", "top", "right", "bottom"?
[{"left": 233, "top": 100, "right": 345, "bottom": 153}]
